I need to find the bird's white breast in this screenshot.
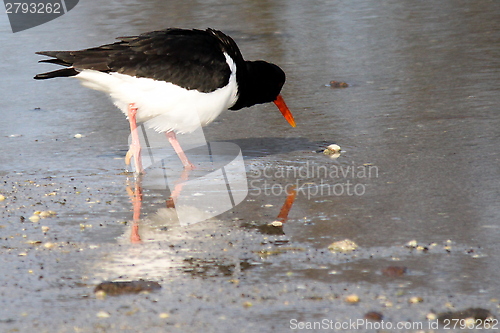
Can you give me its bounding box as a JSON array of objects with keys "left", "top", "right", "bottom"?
[{"left": 75, "top": 53, "right": 238, "bottom": 134}]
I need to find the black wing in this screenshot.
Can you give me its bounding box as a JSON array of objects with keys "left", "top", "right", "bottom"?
[{"left": 35, "top": 28, "right": 244, "bottom": 93}]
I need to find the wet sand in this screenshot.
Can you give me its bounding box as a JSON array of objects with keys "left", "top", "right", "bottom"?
[{"left": 1, "top": 0, "right": 500, "bottom": 331}]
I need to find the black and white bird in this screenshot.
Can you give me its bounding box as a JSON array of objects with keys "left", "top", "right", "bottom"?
[{"left": 35, "top": 28, "right": 295, "bottom": 172}]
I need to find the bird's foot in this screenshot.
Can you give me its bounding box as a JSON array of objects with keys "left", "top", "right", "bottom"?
[
  {"left": 125, "top": 149, "right": 133, "bottom": 166},
  {"left": 130, "top": 222, "right": 142, "bottom": 243},
  {"left": 125, "top": 144, "right": 143, "bottom": 174},
  {"left": 183, "top": 161, "right": 196, "bottom": 170},
  {"left": 166, "top": 197, "right": 175, "bottom": 208}
]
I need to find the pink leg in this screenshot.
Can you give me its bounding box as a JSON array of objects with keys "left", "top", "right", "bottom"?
[
  {"left": 166, "top": 131, "right": 195, "bottom": 169},
  {"left": 125, "top": 176, "right": 143, "bottom": 243},
  {"left": 125, "top": 103, "right": 143, "bottom": 174},
  {"left": 166, "top": 167, "right": 192, "bottom": 208}
]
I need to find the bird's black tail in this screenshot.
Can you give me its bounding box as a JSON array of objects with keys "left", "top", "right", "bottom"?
[
  {"left": 34, "top": 51, "right": 79, "bottom": 79},
  {"left": 34, "top": 67, "right": 79, "bottom": 80}
]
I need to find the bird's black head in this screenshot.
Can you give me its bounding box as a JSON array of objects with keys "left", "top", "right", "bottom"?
[
  {"left": 230, "top": 60, "right": 295, "bottom": 127},
  {"left": 230, "top": 60, "right": 286, "bottom": 110},
  {"left": 247, "top": 61, "right": 286, "bottom": 104}
]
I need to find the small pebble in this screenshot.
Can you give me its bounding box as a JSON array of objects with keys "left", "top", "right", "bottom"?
[
  {"left": 39, "top": 211, "right": 52, "bottom": 218},
  {"left": 159, "top": 313, "right": 170, "bottom": 319},
  {"left": 438, "top": 307, "right": 492, "bottom": 322},
  {"left": 0, "top": 195, "right": 5, "bottom": 201},
  {"left": 327, "top": 144, "right": 341, "bottom": 152},
  {"left": 95, "top": 290, "right": 107, "bottom": 300},
  {"left": 41, "top": 226, "right": 50, "bottom": 233},
  {"left": 364, "top": 311, "right": 383, "bottom": 321},
  {"left": 29, "top": 215, "right": 40, "bottom": 223},
  {"left": 269, "top": 221, "right": 283, "bottom": 227},
  {"left": 96, "top": 311, "right": 110, "bottom": 318},
  {"left": 464, "top": 317, "right": 475, "bottom": 326},
  {"left": 426, "top": 313, "right": 437, "bottom": 320},
  {"left": 74, "top": 133, "right": 83, "bottom": 139},
  {"left": 323, "top": 144, "right": 341, "bottom": 158},
  {"left": 409, "top": 296, "right": 423, "bottom": 304},
  {"left": 328, "top": 239, "right": 358, "bottom": 253},
  {"left": 344, "top": 294, "right": 360, "bottom": 304},
  {"left": 43, "top": 242, "right": 55, "bottom": 249},
  {"left": 94, "top": 280, "right": 161, "bottom": 295},
  {"left": 329, "top": 80, "right": 349, "bottom": 88},
  {"left": 243, "top": 301, "right": 253, "bottom": 308},
  {"left": 406, "top": 240, "right": 418, "bottom": 247}
]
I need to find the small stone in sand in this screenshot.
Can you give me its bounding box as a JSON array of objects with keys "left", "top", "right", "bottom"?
[
  {"left": 323, "top": 144, "right": 341, "bottom": 155},
  {"left": 269, "top": 221, "right": 283, "bottom": 227},
  {"left": 364, "top": 311, "right": 383, "bottom": 321},
  {"left": 426, "top": 313, "right": 437, "bottom": 320},
  {"left": 328, "top": 239, "right": 358, "bottom": 253},
  {"left": 409, "top": 296, "right": 423, "bottom": 304},
  {"left": 344, "top": 294, "right": 360, "bottom": 304},
  {"left": 29, "top": 215, "right": 40, "bottom": 223},
  {"left": 39, "top": 211, "right": 52, "bottom": 218},
  {"left": 95, "top": 290, "right": 106, "bottom": 300},
  {"left": 406, "top": 240, "right": 418, "bottom": 248},
  {"left": 96, "top": 311, "right": 110, "bottom": 318},
  {"left": 329, "top": 81, "right": 349, "bottom": 88},
  {"left": 94, "top": 280, "right": 161, "bottom": 296}
]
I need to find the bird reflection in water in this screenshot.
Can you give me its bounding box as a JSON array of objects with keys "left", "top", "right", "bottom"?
[{"left": 125, "top": 174, "right": 297, "bottom": 243}]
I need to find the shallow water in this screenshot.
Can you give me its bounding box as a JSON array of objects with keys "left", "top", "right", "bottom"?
[{"left": 1, "top": 0, "right": 500, "bottom": 331}]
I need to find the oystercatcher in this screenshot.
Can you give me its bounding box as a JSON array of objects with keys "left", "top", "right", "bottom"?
[{"left": 34, "top": 28, "right": 296, "bottom": 172}]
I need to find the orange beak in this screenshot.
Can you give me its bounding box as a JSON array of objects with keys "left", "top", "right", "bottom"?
[{"left": 273, "top": 94, "right": 296, "bottom": 127}]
